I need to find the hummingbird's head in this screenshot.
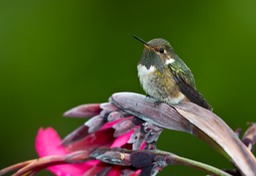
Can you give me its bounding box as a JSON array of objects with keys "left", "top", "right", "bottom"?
[{"left": 133, "top": 36, "right": 176, "bottom": 70}]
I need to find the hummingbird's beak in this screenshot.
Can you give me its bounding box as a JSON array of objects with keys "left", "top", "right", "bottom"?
[{"left": 133, "top": 35, "right": 149, "bottom": 47}]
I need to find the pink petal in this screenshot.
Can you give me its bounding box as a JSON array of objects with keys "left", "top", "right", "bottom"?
[
  {"left": 83, "top": 162, "right": 105, "bottom": 176},
  {"left": 111, "top": 128, "right": 135, "bottom": 148},
  {"left": 101, "top": 116, "right": 133, "bottom": 130},
  {"left": 107, "top": 166, "right": 121, "bottom": 176},
  {"left": 101, "top": 118, "right": 123, "bottom": 130},
  {"left": 140, "top": 142, "right": 146, "bottom": 150},
  {"left": 113, "top": 118, "right": 135, "bottom": 137},
  {"left": 35, "top": 127, "right": 67, "bottom": 157},
  {"left": 47, "top": 162, "right": 97, "bottom": 176},
  {"left": 66, "top": 128, "right": 114, "bottom": 152},
  {"left": 35, "top": 128, "right": 98, "bottom": 176},
  {"left": 130, "top": 170, "right": 141, "bottom": 176}
]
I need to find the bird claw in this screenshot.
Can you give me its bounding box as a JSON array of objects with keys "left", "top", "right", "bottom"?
[
  {"left": 144, "top": 95, "right": 163, "bottom": 107},
  {"left": 153, "top": 100, "right": 163, "bottom": 107}
]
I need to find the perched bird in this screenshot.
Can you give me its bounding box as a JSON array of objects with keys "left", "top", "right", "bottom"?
[{"left": 134, "top": 36, "right": 212, "bottom": 110}]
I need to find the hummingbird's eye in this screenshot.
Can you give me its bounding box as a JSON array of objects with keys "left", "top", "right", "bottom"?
[{"left": 159, "top": 48, "right": 165, "bottom": 53}]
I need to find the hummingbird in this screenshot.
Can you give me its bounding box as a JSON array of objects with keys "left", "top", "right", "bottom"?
[{"left": 134, "top": 36, "right": 212, "bottom": 110}]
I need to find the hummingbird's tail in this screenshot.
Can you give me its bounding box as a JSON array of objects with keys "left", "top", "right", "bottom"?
[{"left": 180, "top": 84, "right": 212, "bottom": 111}]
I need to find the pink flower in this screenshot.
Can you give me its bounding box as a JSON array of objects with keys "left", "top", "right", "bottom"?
[{"left": 35, "top": 102, "right": 162, "bottom": 176}]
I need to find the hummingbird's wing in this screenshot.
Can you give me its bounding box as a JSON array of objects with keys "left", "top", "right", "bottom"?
[{"left": 169, "top": 65, "right": 212, "bottom": 110}]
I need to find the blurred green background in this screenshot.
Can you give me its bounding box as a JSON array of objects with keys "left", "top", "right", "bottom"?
[{"left": 0, "top": 0, "right": 256, "bottom": 175}]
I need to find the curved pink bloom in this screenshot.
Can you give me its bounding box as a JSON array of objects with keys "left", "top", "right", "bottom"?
[
  {"left": 35, "top": 122, "right": 137, "bottom": 175},
  {"left": 36, "top": 128, "right": 101, "bottom": 176},
  {"left": 35, "top": 102, "right": 162, "bottom": 175}
]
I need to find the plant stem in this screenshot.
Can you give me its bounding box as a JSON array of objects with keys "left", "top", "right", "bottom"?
[{"left": 156, "top": 150, "right": 232, "bottom": 176}]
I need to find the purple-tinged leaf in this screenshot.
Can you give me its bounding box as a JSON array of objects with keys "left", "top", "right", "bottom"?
[
  {"left": 175, "top": 102, "right": 256, "bottom": 176},
  {"left": 128, "top": 127, "right": 146, "bottom": 150},
  {"left": 110, "top": 93, "right": 192, "bottom": 133},
  {"left": 90, "top": 148, "right": 131, "bottom": 166},
  {"left": 85, "top": 115, "right": 105, "bottom": 133},
  {"left": 113, "top": 118, "right": 136, "bottom": 137},
  {"left": 110, "top": 92, "right": 256, "bottom": 176},
  {"left": 62, "top": 125, "right": 89, "bottom": 146},
  {"left": 99, "top": 109, "right": 111, "bottom": 121},
  {"left": 145, "top": 130, "right": 162, "bottom": 144},
  {"left": 64, "top": 104, "right": 101, "bottom": 118},
  {"left": 143, "top": 122, "right": 162, "bottom": 134},
  {"left": 107, "top": 111, "right": 123, "bottom": 122},
  {"left": 141, "top": 122, "right": 163, "bottom": 144},
  {"left": 100, "top": 103, "right": 118, "bottom": 111}
]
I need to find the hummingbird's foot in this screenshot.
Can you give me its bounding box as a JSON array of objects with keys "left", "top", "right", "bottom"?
[
  {"left": 153, "top": 100, "right": 164, "bottom": 107},
  {"left": 144, "top": 95, "right": 163, "bottom": 106}
]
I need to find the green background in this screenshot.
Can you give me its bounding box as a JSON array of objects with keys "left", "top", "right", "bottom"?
[{"left": 0, "top": 1, "right": 255, "bottom": 175}]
